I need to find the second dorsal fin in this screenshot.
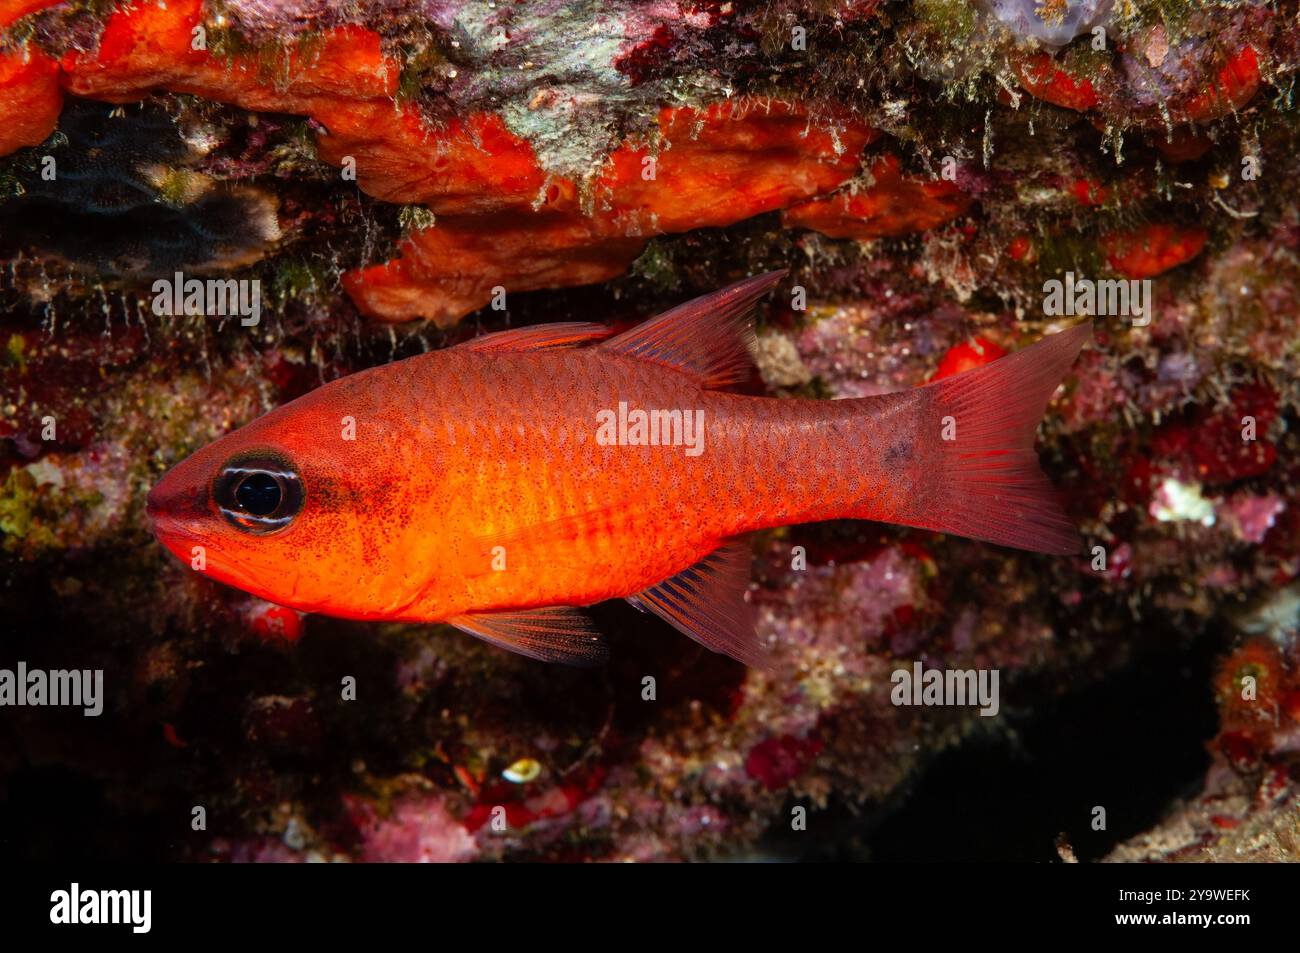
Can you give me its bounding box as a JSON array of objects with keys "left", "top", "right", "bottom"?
[{"left": 599, "top": 270, "right": 787, "bottom": 389}]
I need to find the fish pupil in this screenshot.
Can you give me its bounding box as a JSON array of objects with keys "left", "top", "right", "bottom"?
[{"left": 235, "top": 472, "right": 282, "bottom": 516}]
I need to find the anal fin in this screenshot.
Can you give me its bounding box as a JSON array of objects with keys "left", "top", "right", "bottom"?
[
  {"left": 449, "top": 607, "right": 607, "bottom": 666},
  {"left": 628, "top": 538, "right": 770, "bottom": 669}
]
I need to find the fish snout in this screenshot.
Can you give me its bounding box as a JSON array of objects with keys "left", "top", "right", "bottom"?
[
  {"left": 145, "top": 465, "right": 209, "bottom": 539},
  {"left": 144, "top": 479, "right": 163, "bottom": 525}
]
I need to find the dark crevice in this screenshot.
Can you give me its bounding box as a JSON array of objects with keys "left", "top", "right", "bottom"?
[{"left": 759, "top": 618, "right": 1222, "bottom": 862}]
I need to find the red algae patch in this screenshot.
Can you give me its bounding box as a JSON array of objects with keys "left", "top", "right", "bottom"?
[{"left": 782, "top": 154, "right": 973, "bottom": 241}]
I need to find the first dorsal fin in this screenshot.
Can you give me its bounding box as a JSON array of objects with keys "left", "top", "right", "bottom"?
[
  {"left": 629, "top": 537, "right": 772, "bottom": 670},
  {"left": 458, "top": 322, "right": 614, "bottom": 352},
  {"left": 599, "top": 270, "right": 787, "bottom": 389}
]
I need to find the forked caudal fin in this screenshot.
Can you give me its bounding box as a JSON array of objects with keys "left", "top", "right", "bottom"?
[{"left": 900, "top": 323, "right": 1092, "bottom": 555}]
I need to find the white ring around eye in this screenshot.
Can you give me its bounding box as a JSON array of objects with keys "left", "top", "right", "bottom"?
[
  {"left": 217, "top": 506, "right": 296, "bottom": 528},
  {"left": 223, "top": 467, "right": 297, "bottom": 481}
]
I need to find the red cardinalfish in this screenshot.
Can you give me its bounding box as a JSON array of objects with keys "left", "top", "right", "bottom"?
[{"left": 146, "top": 271, "right": 1090, "bottom": 667}]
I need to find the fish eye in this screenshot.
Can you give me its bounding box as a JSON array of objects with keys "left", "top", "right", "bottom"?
[{"left": 213, "top": 453, "right": 303, "bottom": 534}]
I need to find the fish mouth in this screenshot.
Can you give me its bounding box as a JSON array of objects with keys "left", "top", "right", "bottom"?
[
  {"left": 146, "top": 477, "right": 278, "bottom": 599},
  {"left": 145, "top": 476, "right": 212, "bottom": 563},
  {"left": 149, "top": 512, "right": 201, "bottom": 547},
  {"left": 146, "top": 508, "right": 205, "bottom": 561},
  {"left": 147, "top": 506, "right": 260, "bottom": 594},
  {"left": 145, "top": 482, "right": 182, "bottom": 541}
]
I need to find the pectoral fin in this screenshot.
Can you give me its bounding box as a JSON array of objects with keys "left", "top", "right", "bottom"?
[
  {"left": 449, "top": 607, "right": 607, "bottom": 666},
  {"left": 628, "top": 538, "right": 771, "bottom": 669}
]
